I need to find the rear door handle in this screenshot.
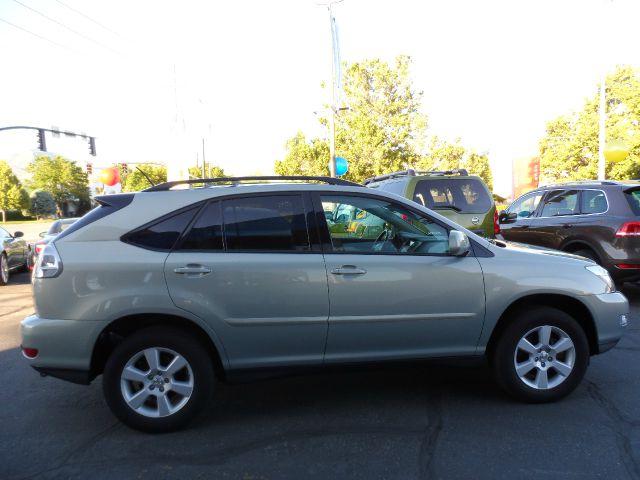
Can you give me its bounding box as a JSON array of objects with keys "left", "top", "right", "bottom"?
[
  {"left": 174, "top": 264, "right": 212, "bottom": 277},
  {"left": 563, "top": 224, "right": 573, "bottom": 229},
  {"left": 331, "top": 265, "right": 367, "bottom": 275}
]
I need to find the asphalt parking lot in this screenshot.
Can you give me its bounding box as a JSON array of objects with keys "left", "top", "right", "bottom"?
[{"left": 1, "top": 272, "right": 639, "bottom": 480}]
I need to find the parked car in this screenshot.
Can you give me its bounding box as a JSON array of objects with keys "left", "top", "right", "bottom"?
[
  {"left": 499, "top": 180, "right": 640, "bottom": 286},
  {"left": 29, "top": 218, "right": 79, "bottom": 269},
  {"left": 0, "top": 226, "right": 29, "bottom": 286},
  {"left": 22, "top": 176, "right": 627, "bottom": 432},
  {"left": 364, "top": 169, "right": 499, "bottom": 238}
]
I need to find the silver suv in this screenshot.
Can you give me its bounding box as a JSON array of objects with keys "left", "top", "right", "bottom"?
[{"left": 22, "top": 176, "right": 629, "bottom": 432}]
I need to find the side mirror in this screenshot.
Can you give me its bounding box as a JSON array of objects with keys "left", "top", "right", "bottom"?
[
  {"left": 499, "top": 212, "right": 517, "bottom": 223},
  {"left": 448, "top": 230, "right": 470, "bottom": 256},
  {"left": 13, "top": 231, "right": 24, "bottom": 238}
]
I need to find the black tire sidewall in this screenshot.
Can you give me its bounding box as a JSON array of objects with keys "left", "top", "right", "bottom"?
[
  {"left": 494, "top": 307, "right": 589, "bottom": 403},
  {"left": 103, "top": 327, "right": 214, "bottom": 433},
  {"left": 0, "top": 253, "right": 8, "bottom": 286}
]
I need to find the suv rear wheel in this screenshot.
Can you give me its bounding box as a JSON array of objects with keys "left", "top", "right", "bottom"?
[
  {"left": 493, "top": 307, "right": 589, "bottom": 402},
  {"left": 103, "top": 326, "right": 214, "bottom": 433}
]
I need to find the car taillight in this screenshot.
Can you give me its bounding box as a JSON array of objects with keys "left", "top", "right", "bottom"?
[
  {"left": 34, "top": 243, "right": 62, "bottom": 278},
  {"left": 35, "top": 243, "right": 45, "bottom": 255},
  {"left": 493, "top": 209, "right": 500, "bottom": 236},
  {"left": 22, "top": 347, "right": 38, "bottom": 359},
  {"left": 615, "top": 264, "right": 640, "bottom": 269},
  {"left": 616, "top": 222, "right": 640, "bottom": 237}
]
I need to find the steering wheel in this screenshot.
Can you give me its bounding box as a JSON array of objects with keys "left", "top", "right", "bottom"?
[{"left": 372, "top": 227, "right": 394, "bottom": 251}]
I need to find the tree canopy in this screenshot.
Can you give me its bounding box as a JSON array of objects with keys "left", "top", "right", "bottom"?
[
  {"left": 540, "top": 65, "right": 640, "bottom": 182},
  {"left": 121, "top": 164, "right": 167, "bottom": 192},
  {"left": 0, "top": 161, "right": 28, "bottom": 223},
  {"left": 275, "top": 55, "right": 493, "bottom": 188},
  {"left": 26, "top": 155, "right": 90, "bottom": 215}
]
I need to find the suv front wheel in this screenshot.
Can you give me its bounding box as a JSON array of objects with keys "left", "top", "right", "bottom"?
[
  {"left": 103, "top": 326, "right": 215, "bottom": 433},
  {"left": 493, "top": 307, "right": 589, "bottom": 402}
]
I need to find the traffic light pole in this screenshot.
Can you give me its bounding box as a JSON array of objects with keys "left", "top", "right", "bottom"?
[{"left": 0, "top": 125, "right": 97, "bottom": 156}]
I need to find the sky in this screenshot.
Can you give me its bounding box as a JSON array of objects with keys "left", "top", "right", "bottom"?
[{"left": 0, "top": 0, "right": 638, "bottom": 196}]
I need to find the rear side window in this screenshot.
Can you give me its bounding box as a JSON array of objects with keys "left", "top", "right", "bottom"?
[
  {"left": 580, "top": 190, "right": 608, "bottom": 214},
  {"left": 180, "top": 202, "right": 224, "bottom": 251},
  {"left": 413, "top": 179, "right": 492, "bottom": 214},
  {"left": 625, "top": 189, "right": 640, "bottom": 215},
  {"left": 125, "top": 206, "right": 199, "bottom": 251},
  {"left": 223, "top": 195, "right": 309, "bottom": 252},
  {"left": 369, "top": 180, "right": 407, "bottom": 196}
]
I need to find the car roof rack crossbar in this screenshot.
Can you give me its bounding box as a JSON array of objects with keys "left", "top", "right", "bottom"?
[
  {"left": 143, "top": 176, "right": 363, "bottom": 192},
  {"left": 363, "top": 168, "right": 469, "bottom": 185}
]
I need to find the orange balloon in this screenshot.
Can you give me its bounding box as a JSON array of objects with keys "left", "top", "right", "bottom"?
[{"left": 99, "top": 167, "right": 120, "bottom": 186}]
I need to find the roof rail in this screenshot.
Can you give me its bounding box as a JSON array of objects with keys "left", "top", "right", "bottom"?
[
  {"left": 143, "top": 176, "right": 363, "bottom": 192},
  {"left": 542, "top": 180, "right": 621, "bottom": 187},
  {"left": 363, "top": 168, "right": 469, "bottom": 185}
]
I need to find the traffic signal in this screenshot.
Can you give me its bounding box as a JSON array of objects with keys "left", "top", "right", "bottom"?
[
  {"left": 88, "top": 137, "right": 97, "bottom": 156},
  {"left": 86, "top": 163, "right": 93, "bottom": 175},
  {"left": 36, "top": 129, "right": 46, "bottom": 152}
]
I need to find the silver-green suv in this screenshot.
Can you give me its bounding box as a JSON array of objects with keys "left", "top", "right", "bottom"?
[{"left": 21, "top": 176, "right": 628, "bottom": 432}]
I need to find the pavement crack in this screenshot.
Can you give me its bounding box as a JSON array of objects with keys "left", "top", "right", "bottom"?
[
  {"left": 418, "top": 392, "right": 443, "bottom": 479},
  {"left": 586, "top": 380, "right": 640, "bottom": 480}
]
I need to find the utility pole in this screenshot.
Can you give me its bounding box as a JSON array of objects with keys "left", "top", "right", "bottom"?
[
  {"left": 598, "top": 72, "right": 606, "bottom": 180},
  {"left": 202, "top": 137, "right": 206, "bottom": 178}
]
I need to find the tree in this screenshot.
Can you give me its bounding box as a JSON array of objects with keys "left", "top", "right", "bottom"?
[
  {"left": 27, "top": 155, "right": 90, "bottom": 213},
  {"left": 121, "top": 164, "right": 167, "bottom": 192},
  {"left": 413, "top": 136, "right": 493, "bottom": 190},
  {"left": 0, "top": 161, "right": 28, "bottom": 223},
  {"left": 188, "top": 164, "right": 226, "bottom": 179},
  {"left": 29, "top": 190, "right": 57, "bottom": 220},
  {"left": 540, "top": 65, "right": 640, "bottom": 182},
  {"left": 275, "top": 56, "right": 428, "bottom": 182}
]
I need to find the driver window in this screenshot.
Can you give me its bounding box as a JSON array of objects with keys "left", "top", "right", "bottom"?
[
  {"left": 508, "top": 192, "right": 543, "bottom": 219},
  {"left": 320, "top": 195, "right": 450, "bottom": 255}
]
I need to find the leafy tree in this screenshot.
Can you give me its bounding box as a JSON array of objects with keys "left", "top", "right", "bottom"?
[
  {"left": 188, "top": 164, "right": 226, "bottom": 179},
  {"left": 275, "top": 56, "right": 428, "bottom": 182},
  {"left": 0, "top": 161, "right": 28, "bottom": 223},
  {"left": 413, "top": 136, "right": 493, "bottom": 190},
  {"left": 121, "top": 164, "right": 167, "bottom": 192},
  {"left": 27, "top": 155, "right": 90, "bottom": 212},
  {"left": 29, "top": 190, "right": 57, "bottom": 220},
  {"left": 540, "top": 65, "right": 640, "bottom": 182}
]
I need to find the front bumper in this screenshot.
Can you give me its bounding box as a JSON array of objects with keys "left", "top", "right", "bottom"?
[
  {"left": 20, "top": 314, "right": 106, "bottom": 382},
  {"left": 580, "top": 291, "right": 629, "bottom": 353}
]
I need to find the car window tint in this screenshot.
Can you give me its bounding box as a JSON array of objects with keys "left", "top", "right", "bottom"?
[
  {"left": 540, "top": 190, "right": 579, "bottom": 217},
  {"left": 580, "top": 190, "right": 608, "bottom": 214},
  {"left": 223, "top": 195, "right": 309, "bottom": 251},
  {"left": 126, "top": 207, "right": 199, "bottom": 251},
  {"left": 508, "top": 192, "right": 543, "bottom": 218},
  {"left": 180, "top": 202, "right": 223, "bottom": 251},
  {"left": 625, "top": 189, "right": 640, "bottom": 215},
  {"left": 321, "top": 195, "right": 449, "bottom": 255},
  {"left": 413, "top": 179, "right": 491, "bottom": 214}
]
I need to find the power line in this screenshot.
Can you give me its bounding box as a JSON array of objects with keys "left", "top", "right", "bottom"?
[
  {"left": 53, "top": 0, "right": 129, "bottom": 42},
  {"left": 11, "top": 0, "right": 122, "bottom": 55},
  {"left": 0, "top": 16, "right": 80, "bottom": 54}
]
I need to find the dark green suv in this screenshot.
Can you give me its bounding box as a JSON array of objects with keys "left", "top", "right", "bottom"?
[{"left": 364, "top": 169, "right": 499, "bottom": 238}]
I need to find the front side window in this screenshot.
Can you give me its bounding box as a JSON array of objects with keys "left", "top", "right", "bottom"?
[
  {"left": 540, "top": 190, "right": 579, "bottom": 217},
  {"left": 223, "top": 195, "right": 309, "bottom": 252},
  {"left": 508, "top": 192, "right": 543, "bottom": 218},
  {"left": 321, "top": 195, "right": 450, "bottom": 255}
]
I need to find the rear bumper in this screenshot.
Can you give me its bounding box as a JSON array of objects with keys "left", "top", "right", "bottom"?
[{"left": 20, "top": 314, "right": 106, "bottom": 380}]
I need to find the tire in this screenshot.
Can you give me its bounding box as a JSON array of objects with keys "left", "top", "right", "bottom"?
[
  {"left": 493, "top": 306, "right": 589, "bottom": 403},
  {"left": 573, "top": 248, "right": 599, "bottom": 264},
  {"left": 17, "top": 248, "right": 31, "bottom": 273},
  {"left": 0, "top": 253, "right": 9, "bottom": 286},
  {"left": 103, "top": 326, "right": 215, "bottom": 433}
]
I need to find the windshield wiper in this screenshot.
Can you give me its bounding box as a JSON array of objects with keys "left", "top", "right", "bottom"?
[{"left": 432, "top": 205, "right": 462, "bottom": 212}]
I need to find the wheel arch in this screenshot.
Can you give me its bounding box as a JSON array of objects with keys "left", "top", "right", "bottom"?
[
  {"left": 485, "top": 294, "right": 599, "bottom": 360},
  {"left": 561, "top": 240, "right": 601, "bottom": 261},
  {"left": 90, "top": 313, "right": 226, "bottom": 381}
]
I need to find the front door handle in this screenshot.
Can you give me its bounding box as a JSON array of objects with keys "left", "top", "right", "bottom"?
[
  {"left": 562, "top": 224, "right": 573, "bottom": 229},
  {"left": 331, "top": 265, "right": 367, "bottom": 275},
  {"left": 174, "top": 264, "right": 212, "bottom": 277}
]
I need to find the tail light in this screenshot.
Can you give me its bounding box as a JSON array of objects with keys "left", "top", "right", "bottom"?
[
  {"left": 22, "top": 347, "right": 38, "bottom": 359},
  {"left": 35, "top": 243, "right": 45, "bottom": 255},
  {"left": 493, "top": 209, "right": 501, "bottom": 236},
  {"left": 616, "top": 222, "right": 640, "bottom": 237},
  {"left": 34, "top": 243, "right": 63, "bottom": 278}
]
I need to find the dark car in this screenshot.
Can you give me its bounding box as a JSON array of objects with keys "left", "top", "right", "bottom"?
[
  {"left": 499, "top": 180, "right": 640, "bottom": 285},
  {"left": 364, "top": 169, "right": 499, "bottom": 238},
  {"left": 0, "top": 226, "right": 29, "bottom": 285},
  {"left": 29, "top": 218, "right": 79, "bottom": 269}
]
